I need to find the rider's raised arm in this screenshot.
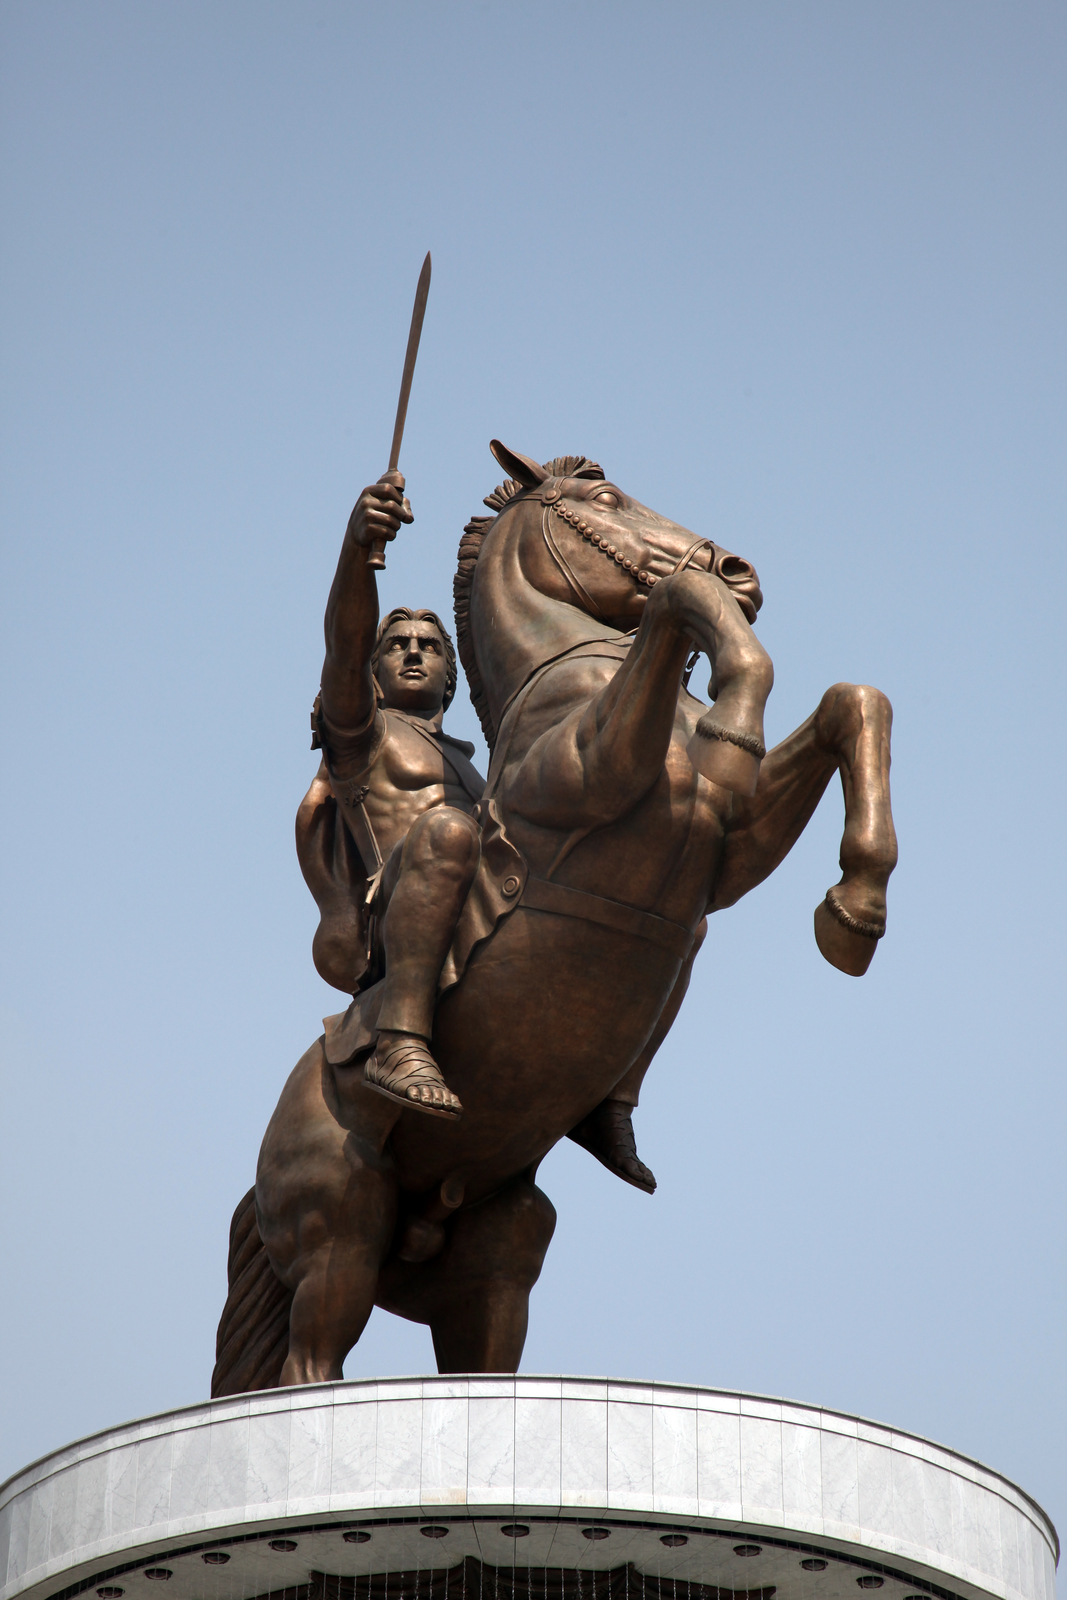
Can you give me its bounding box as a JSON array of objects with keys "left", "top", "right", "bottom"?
[{"left": 319, "top": 471, "right": 413, "bottom": 737}]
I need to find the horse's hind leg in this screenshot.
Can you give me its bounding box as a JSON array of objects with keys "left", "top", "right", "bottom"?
[
  {"left": 376, "top": 1171, "right": 557, "bottom": 1373},
  {"left": 256, "top": 1039, "right": 400, "bottom": 1385},
  {"left": 280, "top": 1210, "right": 392, "bottom": 1386}
]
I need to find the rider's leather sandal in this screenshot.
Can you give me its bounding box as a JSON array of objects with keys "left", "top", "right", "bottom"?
[{"left": 364, "top": 1036, "right": 464, "bottom": 1120}]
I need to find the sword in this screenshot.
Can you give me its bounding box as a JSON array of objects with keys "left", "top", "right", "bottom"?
[{"left": 367, "top": 251, "right": 432, "bottom": 570}]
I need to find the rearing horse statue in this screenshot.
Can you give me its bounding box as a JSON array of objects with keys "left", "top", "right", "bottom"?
[{"left": 211, "top": 441, "right": 896, "bottom": 1395}]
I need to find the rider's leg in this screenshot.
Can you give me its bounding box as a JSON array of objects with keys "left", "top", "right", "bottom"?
[
  {"left": 568, "top": 920, "right": 707, "bottom": 1192},
  {"left": 375, "top": 1171, "right": 557, "bottom": 1373},
  {"left": 366, "top": 807, "right": 480, "bottom": 1117}
]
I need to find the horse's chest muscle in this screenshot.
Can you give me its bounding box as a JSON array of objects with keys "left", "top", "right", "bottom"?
[
  {"left": 513, "top": 730, "right": 723, "bottom": 924},
  {"left": 643, "top": 741, "right": 725, "bottom": 860}
]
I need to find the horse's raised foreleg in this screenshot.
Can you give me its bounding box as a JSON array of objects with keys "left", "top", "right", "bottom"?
[
  {"left": 711, "top": 682, "right": 896, "bottom": 976},
  {"left": 652, "top": 568, "right": 776, "bottom": 797},
  {"left": 375, "top": 1171, "right": 556, "bottom": 1373},
  {"left": 615, "top": 567, "right": 775, "bottom": 798},
  {"left": 507, "top": 570, "right": 773, "bottom": 826},
  {"left": 811, "top": 682, "right": 897, "bottom": 973}
]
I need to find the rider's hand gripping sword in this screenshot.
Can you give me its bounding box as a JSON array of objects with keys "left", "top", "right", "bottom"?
[{"left": 366, "top": 251, "right": 432, "bottom": 570}]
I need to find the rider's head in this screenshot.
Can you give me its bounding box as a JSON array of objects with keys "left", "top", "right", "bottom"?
[{"left": 372, "top": 607, "right": 458, "bottom": 715}]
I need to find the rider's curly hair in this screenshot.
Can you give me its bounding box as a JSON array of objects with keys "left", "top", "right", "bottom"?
[{"left": 372, "top": 606, "right": 457, "bottom": 711}]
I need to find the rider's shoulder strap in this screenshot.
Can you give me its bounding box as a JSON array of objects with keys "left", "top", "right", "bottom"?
[
  {"left": 392, "top": 712, "right": 485, "bottom": 802},
  {"left": 313, "top": 696, "right": 385, "bottom": 874}
]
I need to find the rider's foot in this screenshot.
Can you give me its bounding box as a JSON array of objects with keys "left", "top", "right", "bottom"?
[
  {"left": 365, "top": 1031, "right": 464, "bottom": 1119},
  {"left": 567, "top": 1098, "right": 656, "bottom": 1193}
]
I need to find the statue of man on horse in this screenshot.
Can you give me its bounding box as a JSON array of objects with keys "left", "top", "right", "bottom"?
[
  {"left": 212, "top": 439, "right": 897, "bottom": 1397},
  {"left": 296, "top": 468, "right": 662, "bottom": 1185}
]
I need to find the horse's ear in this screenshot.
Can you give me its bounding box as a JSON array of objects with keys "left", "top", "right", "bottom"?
[{"left": 490, "top": 440, "right": 549, "bottom": 488}]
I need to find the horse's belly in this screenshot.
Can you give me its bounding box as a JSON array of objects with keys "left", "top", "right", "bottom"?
[{"left": 387, "top": 905, "right": 686, "bottom": 1194}]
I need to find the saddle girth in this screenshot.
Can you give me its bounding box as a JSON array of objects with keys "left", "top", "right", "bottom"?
[{"left": 520, "top": 874, "right": 693, "bottom": 960}]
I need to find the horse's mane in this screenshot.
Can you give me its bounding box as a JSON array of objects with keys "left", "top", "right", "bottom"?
[{"left": 453, "top": 455, "right": 604, "bottom": 749}]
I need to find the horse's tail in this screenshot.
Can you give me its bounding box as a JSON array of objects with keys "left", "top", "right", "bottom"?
[{"left": 210, "top": 1187, "right": 293, "bottom": 1398}]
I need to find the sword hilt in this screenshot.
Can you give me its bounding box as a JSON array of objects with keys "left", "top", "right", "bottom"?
[{"left": 367, "top": 467, "right": 404, "bottom": 570}]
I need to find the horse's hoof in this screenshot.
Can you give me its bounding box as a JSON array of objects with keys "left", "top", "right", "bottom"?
[
  {"left": 685, "top": 730, "right": 761, "bottom": 796},
  {"left": 813, "top": 899, "right": 879, "bottom": 976}
]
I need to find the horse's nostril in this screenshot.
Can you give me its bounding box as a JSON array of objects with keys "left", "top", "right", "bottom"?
[{"left": 718, "top": 556, "right": 752, "bottom": 581}]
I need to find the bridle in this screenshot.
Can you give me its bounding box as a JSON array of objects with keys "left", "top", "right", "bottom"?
[{"left": 540, "top": 493, "right": 713, "bottom": 622}]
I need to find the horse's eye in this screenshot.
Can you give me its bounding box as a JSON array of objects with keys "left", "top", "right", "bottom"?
[{"left": 591, "top": 490, "right": 619, "bottom": 509}]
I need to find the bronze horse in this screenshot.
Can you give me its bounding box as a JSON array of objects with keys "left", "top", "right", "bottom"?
[{"left": 211, "top": 443, "right": 896, "bottom": 1395}]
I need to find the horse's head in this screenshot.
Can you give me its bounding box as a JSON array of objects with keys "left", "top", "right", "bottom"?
[
  {"left": 486, "top": 441, "right": 763, "bottom": 630},
  {"left": 455, "top": 442, "right": 765, "bottom": 746}
]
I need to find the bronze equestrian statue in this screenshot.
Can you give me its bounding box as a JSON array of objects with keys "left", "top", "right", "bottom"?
[
  {"left": 297, "top": 469, "right": 655, "bottom": 1178},
  {"left": 211, "top": 441, "right": 896, "bottom": 1396}
]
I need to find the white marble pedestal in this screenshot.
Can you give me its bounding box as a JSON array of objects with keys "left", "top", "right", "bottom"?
[{"left": 0, "top": 1380, "right": 1056, "bottom": 1600}]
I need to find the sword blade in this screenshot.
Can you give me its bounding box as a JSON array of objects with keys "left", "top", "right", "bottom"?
[{"left": 387, "top": 251, "right": 432, "bottom": 472}]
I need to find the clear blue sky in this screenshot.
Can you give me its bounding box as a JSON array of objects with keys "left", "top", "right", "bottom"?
[{"left": 2, "top": 0, "right": 1064, "bottom": 1545}]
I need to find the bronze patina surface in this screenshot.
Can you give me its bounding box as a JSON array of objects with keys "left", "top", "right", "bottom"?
[{"left": 212, "top": 440, "right": 896, "bottom": 1396}]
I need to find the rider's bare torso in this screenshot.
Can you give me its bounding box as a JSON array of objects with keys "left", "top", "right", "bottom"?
[{"left": 342, "top": 708, "right": 482, "bottom": 861}]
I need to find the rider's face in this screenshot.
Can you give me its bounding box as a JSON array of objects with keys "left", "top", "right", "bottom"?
[{"left": 376, "top": 625, "right": 448, "bottom": 714}]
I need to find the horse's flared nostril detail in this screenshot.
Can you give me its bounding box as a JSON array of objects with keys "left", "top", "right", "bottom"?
[
  {"left": 712, "top": 550, "right": 762, "bottom": 616},
  {"left": 717, "top": 555, "right": 753, "bottom": 581}
]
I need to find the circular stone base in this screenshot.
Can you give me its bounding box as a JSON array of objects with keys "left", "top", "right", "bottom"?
[{"left": 0, "top": 1380, "right": 1056, "bottom": 1600}]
